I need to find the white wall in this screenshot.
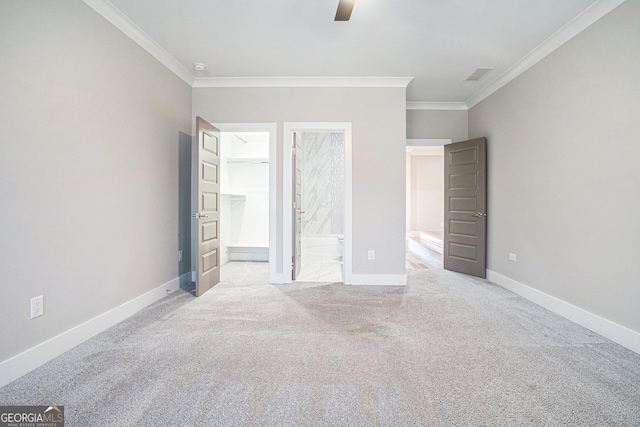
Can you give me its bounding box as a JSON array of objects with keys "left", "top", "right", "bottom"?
[
  {"left": 469, "top": 0, "right": 640, "bottom": 334},
  {"left": 410, "top": 155, "right": 444, "bottom": 232},
  {"left": 0, "top": 0, "right": 191, "bottom": 371},
  {"left": 193, "top": 87, "right": 407, "bottom": 278}
]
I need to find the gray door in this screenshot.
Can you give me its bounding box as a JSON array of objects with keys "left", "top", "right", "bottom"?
[
  {"left": 443, "top": 137, "right": 487, "bottom": 278},
  {"left": 194, "top": 117, "right": 221, "bottom": 296},
  {"left": 292, "top": 132, "right": 302, "bottom": 280}
]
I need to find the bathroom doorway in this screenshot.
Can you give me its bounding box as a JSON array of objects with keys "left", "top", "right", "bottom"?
[
  {"left": 283, "top": 123, "right": 352, "bottom": 284},
  {"left": 294, "top": 131, "right": 345, "bottom": 282}
]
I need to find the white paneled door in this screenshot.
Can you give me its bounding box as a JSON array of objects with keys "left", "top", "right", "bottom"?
[{"left": 195, "top": 117, "right": 221, "bottom": 296}]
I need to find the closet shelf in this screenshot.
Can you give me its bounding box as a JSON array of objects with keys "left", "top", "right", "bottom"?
[
  {"left": 221, "top": 193, "right": 246, "bottom": 202},
  {"left": 226, "top": 157, "right": 269, "bottom": 164}
]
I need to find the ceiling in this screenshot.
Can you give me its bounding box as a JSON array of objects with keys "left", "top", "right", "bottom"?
[{"left": 104, "top": 0, "right": 603, "bottom": 103}]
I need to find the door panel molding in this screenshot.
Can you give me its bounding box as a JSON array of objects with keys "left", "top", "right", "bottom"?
[
  {"left": 195, "top": 117, "right": 221, "bottom": 296},
  {"left": 443, "top": 137, "right": 487, "bottom": 278}
]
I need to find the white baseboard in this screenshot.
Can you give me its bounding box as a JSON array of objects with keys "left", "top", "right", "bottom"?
[
  {"left": 271, "top": 273, "right": 407, "bottom": 286},
  {"left": 227, "top": 246, "right": 269, "bottom": 262},
  {"left": 229, "top": 254, "right": 269, "bottom": 262},
  {"left": 0, "top": 276, "right": 181, "bottom": 388},
  {"left": 269, "top": 272, "right": 290, "bottom": 285},
  {"left": 220, "top": 252, "right": 230, "bottom": 266},
  {"left": 487, "top": 270, "right": 640, "bottom": 355},
  {"left": 345, "top": 274, "right": 407, "bottom": 286}
]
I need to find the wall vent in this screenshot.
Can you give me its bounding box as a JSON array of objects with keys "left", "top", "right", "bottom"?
[{"left": 465, "top": 67, "right": 494, "bottom": 81}]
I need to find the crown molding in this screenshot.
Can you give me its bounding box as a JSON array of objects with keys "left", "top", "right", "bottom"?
[
  {"left": 83, "top": 0, "right": 622, "bottom": 104},
  {"left": 193, "top": 76, "right": 414, "bottom": 89},
  {"left": 465, "top": 0, "right": 627, "bottom": 109},
  {"left": 406, "top": 102, "right": 468, "bottom": 111},
  {"left": 82, "top": 0, "right": 195, "bottom": 86}
]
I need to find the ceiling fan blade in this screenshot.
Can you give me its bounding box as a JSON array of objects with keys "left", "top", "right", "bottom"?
[{"left": 335, "top": 0, "right": 356, "bottom": 21}]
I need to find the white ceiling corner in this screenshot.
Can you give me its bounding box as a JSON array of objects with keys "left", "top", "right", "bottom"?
[
  {"left": 82, "top": 0, "right": 194, "bottom": 86},
  {"left": 465, "top": 0, "right": 627, "bottom": 109}
]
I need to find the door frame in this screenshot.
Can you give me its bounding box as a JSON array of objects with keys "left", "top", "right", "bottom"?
[
  {"left": 282, "top": 122, "right": 353, "bottom": 284},
  {"left": 212, "top": 123, "right": 278, "bottom": 284}
]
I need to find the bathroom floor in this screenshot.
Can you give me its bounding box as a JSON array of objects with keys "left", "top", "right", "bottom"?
[{"left": 296, "top": 236, "right": 343, "bottom": 283}]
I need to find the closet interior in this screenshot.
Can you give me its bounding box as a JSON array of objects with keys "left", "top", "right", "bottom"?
[{"left": 220, "top": 132, "right": 270, "bottom": 266}]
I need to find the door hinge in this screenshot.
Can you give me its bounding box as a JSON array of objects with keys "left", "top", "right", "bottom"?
[{"left": 292, "top": 147, "right": 296, "bottom": 155}]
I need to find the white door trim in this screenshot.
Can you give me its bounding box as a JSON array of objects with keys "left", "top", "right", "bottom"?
[
  {"left": 406, "top": 138, "right": 452, "bottom": 147},
  {"left": 213, "top": 123, "right": 278, "bottom": 284},
  {"left": 283, "top": 123, "right": 353, "bottom": 284}
]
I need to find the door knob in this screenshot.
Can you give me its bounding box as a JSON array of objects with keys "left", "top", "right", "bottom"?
[
  {"left": 191, "top": 213, "right": 210, "bottom": 219},
  {"left": 472, "top": 212, "right": 486, "bottom": 218}
]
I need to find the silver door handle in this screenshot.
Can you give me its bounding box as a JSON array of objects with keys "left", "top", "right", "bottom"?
[
  {"left": 191, "top": 213, "right": 210, "bottom": 219},
  {"left": 472, "top": 212, "right": 486, "bottom": 218},
  {"left": 297, "top": 211, "right": 305, "bottom": 214}
]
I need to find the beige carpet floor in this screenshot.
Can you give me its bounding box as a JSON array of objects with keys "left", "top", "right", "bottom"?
[{"left": 1, "top": 262, "right": 638, "bottom": 426}]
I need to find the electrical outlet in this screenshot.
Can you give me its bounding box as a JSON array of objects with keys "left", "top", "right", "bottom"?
[
  {"left": 509, "top": 253, "right": 517, "bottom": 262},
  {"left": 368, "top": 250, "right": 375, "bottom": 261},
  {"left": 178, "top": 250, "right": 184, "bottom": 262},
  {"left": 31, "top": 295, "right": 44, "bottom": 319}
]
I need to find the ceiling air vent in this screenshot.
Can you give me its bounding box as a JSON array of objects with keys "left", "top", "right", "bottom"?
[{"left": 465, "top": 67, "right": 493, "bottom": 81}]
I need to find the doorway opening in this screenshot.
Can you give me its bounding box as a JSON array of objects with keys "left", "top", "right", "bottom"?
[
  {"left": 295, "top": 131, "right": 345, "bottom": 282},
  {"left": 405, "top": 140, "right": 449, "bottom": 270},
  {"left": 283, "top": 123, "right": 352, "bottom": 284},
  {"left": 214, "top": 123, "right": 277, "bottom": 285}
]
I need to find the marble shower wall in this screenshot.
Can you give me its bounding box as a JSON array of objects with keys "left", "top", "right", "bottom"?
[{"left": 300, "top": 132, "right": 344, "bottom": 235}]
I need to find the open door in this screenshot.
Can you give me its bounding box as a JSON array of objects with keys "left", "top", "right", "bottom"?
[
  {"left": 292, "top": 132, "right": 302, "bottom": 280},
  {"left": 194, "top": 117, "right": 221, "bottom": 296},
  {"left": 443, "top": 137, "right": 487, "bottom": 278}
]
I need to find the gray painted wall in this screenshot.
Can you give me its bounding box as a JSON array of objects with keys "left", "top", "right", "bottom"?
[
  {"left": 469, "top": 0, "right": 640, "bottom": 332},
  {"left": 0, "top": 1, "right": 192, "bottom": 362},
  {"left": 407, "top": 110, "right": 468, "bottom": 142},
  {"left": 193, "top": 87, "right": 407, "bottom": 275}
]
